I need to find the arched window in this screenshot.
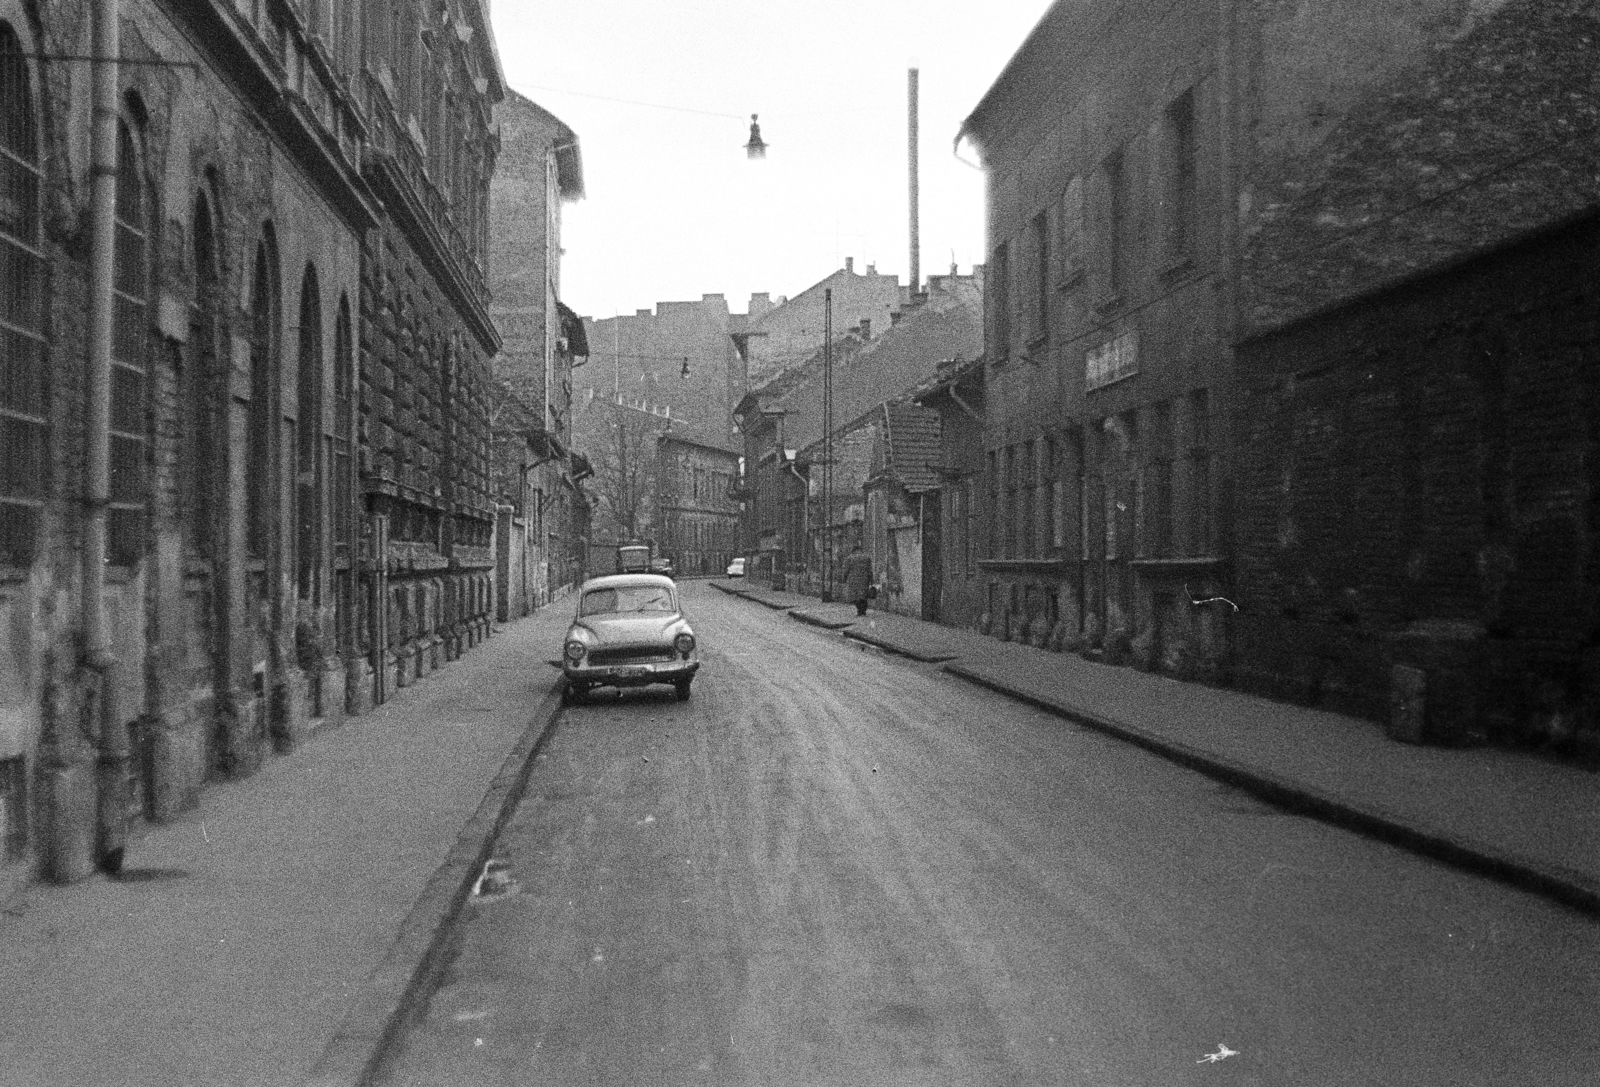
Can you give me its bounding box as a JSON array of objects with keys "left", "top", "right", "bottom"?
[
  {"left": 296, "top": 265, "right": 323, "bottom": 601},
  {"left": 186, "top": 186, "right": 221, "bottom": 556},
  {"left": 248, "top": 233, "right": 279, "bottom": 558},
  {"left": 332, "top": 296, "right": 354, "bottom": 653},
  {"left": 0, "top": 24, "right": 45, "bottom": 568},
  {"left": 332, "top": 296, "right": 353, "bottom": 555},
  {"left": 108, "top": 114, "right": 151, "bottom": 568}
]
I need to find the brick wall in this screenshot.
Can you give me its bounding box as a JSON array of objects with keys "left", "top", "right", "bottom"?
[{"left": 1236, "top": 212, "right": 1600, "bottom": 749}]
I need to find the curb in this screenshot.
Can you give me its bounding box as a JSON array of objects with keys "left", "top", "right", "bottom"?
[
  {"left": 944, "top": 662, "right": 1600, "bottom": 918},
  {"left": 305, "top": 683, "right": 566, "bottom": 1086},
  {"left": 841, "top": 626, "right": 960, "bottom": 663},
  {"left": 789, "top": 609, "right": 856, "bottom": 631}
]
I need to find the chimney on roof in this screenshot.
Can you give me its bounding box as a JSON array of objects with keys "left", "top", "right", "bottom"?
[
  {"left": 866, "top": 262, "right": 876, "bottom": 275},
  {"left": 636, "top": 308, "right": 651, "bottom": 317},
  {"left": 748, "top": 291, "right": 772, "bottom": 317},
  {"left": 859, "top": 318, "right": 872, "bottom": 339},
  {"left": 845, "top": 256, "right": 854, "bottom": 274}
]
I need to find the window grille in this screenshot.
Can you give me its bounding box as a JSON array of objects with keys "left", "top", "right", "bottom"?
[
  {"left": 1, "top": 26, "right": 45, "bottom": 568},
  {"left": 333, "top": 301, "right": 353, "bottom": 554},
  {"left": 108, "top": 120, "right": 149, "bottom": 568},
  {"left": 248, "top": 241, "right": 276, "bottom": 558}
]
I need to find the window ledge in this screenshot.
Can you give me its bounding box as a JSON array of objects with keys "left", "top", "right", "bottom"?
[
  {"left": 1055, "top": 269, "right": 1085, "bottom": 292},
  {"left": 1092, "top": 294, "right": 1124, "bottom": 315},
  {"left": 1127, "top": 555, "right": 1226, "bottom": 572},
  {"left": 977, "top": 558, "right": 1074, "bottom": 574}
]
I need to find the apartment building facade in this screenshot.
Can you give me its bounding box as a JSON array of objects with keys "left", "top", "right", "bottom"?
[{"left": 0, "top": 0, "right": 504, "bottom": 888}]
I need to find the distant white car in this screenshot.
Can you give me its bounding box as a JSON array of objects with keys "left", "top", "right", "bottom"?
[
  {"left": 562, "top": 574, "right": 698, "bottom": 703},
  {"left": 725, "top": 557, "right": 746, "bottom": 578}
]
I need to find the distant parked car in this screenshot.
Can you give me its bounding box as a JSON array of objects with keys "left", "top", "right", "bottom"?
[
  {"left": 562, "top": 574, "right": 699, "bottom": 703},
  {"left": 650, "top": 556, "right": 676, "bottom": 578},
  {"left": 725, "top": 557, "right": 746, "bottom": 578}
]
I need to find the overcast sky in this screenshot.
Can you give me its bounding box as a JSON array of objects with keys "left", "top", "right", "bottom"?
[{"left": 488, "top": 0, "right": 1055, "bottom": 321}]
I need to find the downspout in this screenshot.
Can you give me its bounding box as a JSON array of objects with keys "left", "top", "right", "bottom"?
[
  {"left": 785, "top": 456, "right": 808, "bottom": 588},
  {"left": 84, "top": 0, "right": 125, "bottom": 869}
]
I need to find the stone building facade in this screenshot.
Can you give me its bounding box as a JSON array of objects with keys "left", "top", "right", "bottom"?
[
  {"left": 956, "top": 0, "right": 1576, "bottom": 680},
  {"left": 654, "top": 434, "right": 741, "bottom": 578},
  {"left": 0, "top": 0, "right": 504, "bottom": 891},
  {"left": 1233, "top": 1, "right": 1600, "bottom": 754}
]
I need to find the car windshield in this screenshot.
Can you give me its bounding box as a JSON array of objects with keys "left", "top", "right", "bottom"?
[{"left": 580, "top": 585, "right": 676, "bottom": 616}]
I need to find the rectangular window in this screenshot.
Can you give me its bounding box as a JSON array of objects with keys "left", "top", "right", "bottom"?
[
  {"left": 1105, "top": 150, "right": 1128, "bottom": 295},
  {"left": 0, "top": 33, "right": 46, "bottom": 569},
  {"left": 1147, "top": 400, "right": 1173, "bottom": 557},
  {"left": 991, "top": 241, "right": 1010, "bottom": 362},
  {"left": 1005, "top": 446, "right": 1019, "bottom": 559},
  {"left": 1031, "top": 210, "right": 1050, "bottom": 343},
  {"left": 1024, "top": 445, "right": 1036, "bottom": 560},
  {"left": 108, "top": 123, "right": 149, "bottom": 569},
  {"left": 1048, "top": 437, "right": 1065, "bottom": 549},
  {"left": 1167, "top": 90, "right": 1198, "bottom": 262},
  {"left": 1188, "top": 388, "right": 1212, "bottom": 555},
  {"left": 1058, "top": 178, "right": 1084, "bottom": 286},
  {"left": 987, "top": 450, "right": 1000, "bottom": 559}
]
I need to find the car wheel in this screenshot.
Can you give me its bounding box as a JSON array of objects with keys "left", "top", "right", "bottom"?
[
  {"left": 562, "top": 682, "right": 585, "bottom": 704},
  {"left": 674, "top": 678, "right": 692, "bottom": 702}
]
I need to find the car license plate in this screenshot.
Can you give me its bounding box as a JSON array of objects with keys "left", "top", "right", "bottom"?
[{"left": 613, "top": 667, "right": 646, "bottom": 679}]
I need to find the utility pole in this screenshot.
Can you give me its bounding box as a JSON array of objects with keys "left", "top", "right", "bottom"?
[{"left": 821, "top": 288, "right": 834, "bottom": 601}]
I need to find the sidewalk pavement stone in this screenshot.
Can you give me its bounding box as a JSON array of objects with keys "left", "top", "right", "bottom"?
[
  {"left": 0, "top": 597, "right": 576, "bottom": 1087},
  {"left": 712, "top": 579, "right": 1600, "bottom": 916}
]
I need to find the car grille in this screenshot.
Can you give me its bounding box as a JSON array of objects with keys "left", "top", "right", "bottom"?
[{"left": 587, "top": 647, "right": 676, "bottom": 666}]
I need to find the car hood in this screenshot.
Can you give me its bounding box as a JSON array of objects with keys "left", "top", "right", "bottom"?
[{"left": 569, "top": 614, "right": 687, "bottom": 644}]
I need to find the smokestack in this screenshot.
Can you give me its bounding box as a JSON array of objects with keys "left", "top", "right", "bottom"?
[{"left": 908, "top": 67, "right": 920, "bottom": 295}]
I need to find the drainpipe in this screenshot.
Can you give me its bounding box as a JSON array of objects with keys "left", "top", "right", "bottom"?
[{"left": 84, "top": 0, "right": 125, "bottom": 871}]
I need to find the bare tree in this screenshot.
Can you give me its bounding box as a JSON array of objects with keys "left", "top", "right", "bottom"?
[{"left": 587, "top": 400, "right": 662, "bottom": 542}]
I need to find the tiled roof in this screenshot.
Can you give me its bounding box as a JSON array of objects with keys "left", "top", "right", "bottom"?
[{"left": 881, "top": 400, "right": 942, "bottom": 493}]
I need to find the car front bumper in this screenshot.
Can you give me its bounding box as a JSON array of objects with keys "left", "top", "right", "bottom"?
[{"left": 564, "top": 658, "right": 700, "bottom": 688}]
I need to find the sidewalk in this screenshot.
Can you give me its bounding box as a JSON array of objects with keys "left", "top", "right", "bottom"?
[
  {"left": 0, "top": 601, "right": 574, "bottom": 1087},
  {"left": 713, "top": 578, "right": 1600, "bottom": 916}
]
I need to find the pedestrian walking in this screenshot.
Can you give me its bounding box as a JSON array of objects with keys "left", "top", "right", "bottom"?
[{"left": 842, "top": 543, "right": 873, "bottom": 617}]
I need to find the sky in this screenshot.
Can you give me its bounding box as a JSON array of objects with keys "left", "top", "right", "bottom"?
[{"left": 488, "top": 0, "right": 1056, "bottom": 321}]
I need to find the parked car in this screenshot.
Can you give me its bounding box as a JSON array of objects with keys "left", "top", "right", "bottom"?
[
  {"left": 725, "top": 557, "right": 746, "bottom": 578},
  {"left": 649, "top": 556, "right": 676, "bottom": 578},
  {"left": 562, "top": 574, "right": 699, "bottom": 703}
]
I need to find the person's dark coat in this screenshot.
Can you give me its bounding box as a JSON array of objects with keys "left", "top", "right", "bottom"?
[{"left": 842, "top": 550, "right": 873, "bottom": 602}]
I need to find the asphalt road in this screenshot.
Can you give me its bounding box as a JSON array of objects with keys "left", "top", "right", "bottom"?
[{"left": 378, "top": 582, "right": 1600, "bottom": 1086}]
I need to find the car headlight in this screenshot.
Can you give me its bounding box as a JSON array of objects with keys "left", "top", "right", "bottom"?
[
  {"left": 564, "top": 640, "right": 587, "bottom": 663},
  {"left": 674, "top": 632, "right": 695, "bottom": 657}
]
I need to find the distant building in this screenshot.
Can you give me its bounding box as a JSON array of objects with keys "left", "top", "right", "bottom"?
[
  {"left": 654, "top": 434, "right": 742, "bottom": 578},
  {"left": 581, "top": 295, "right": 744, "bottom": 455},
  {"left": 735, "top": 270, "right": 983, "bottom": 605},
  {"left": 488, "top": 91, "right": 590, "bottom": 617},
  {"left": 731, "top": 258, "right": 907, "bottom": 390}
]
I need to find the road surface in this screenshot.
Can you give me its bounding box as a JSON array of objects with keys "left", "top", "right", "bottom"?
[{"left": 378, "top": 582, "right": 1599, "bottom": 1086}]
